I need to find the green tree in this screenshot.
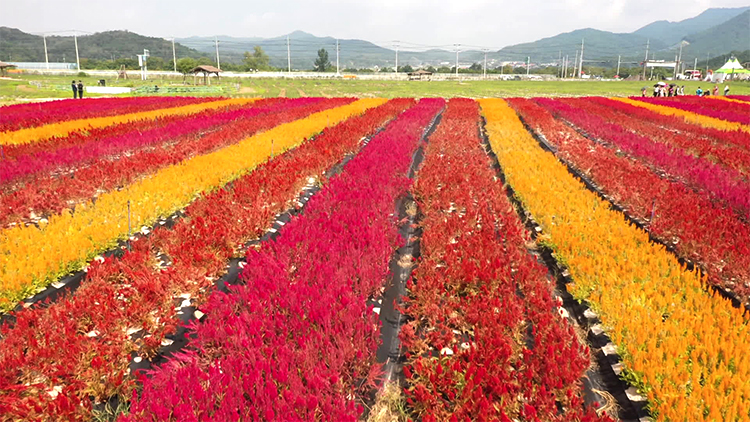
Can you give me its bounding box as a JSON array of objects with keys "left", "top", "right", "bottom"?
[
  {"left": 426, "top": 66, "right": 437, "bottom": 73},
  {"left": 244, "top": 46, "right": 271, "bottom": 71},
  {"left": 314, "top": 48, "right": 331, "bottom": 72},
  {"left": 469, "top": 63, "right": 483, "bottom": 72},
  {"left": 176, "top": 57, "right": 197, "bottom": 81},
  {"left": 398, "top": 64, "right": 414, "bottom": 73}
]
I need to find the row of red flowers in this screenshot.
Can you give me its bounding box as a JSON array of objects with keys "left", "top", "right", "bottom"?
[
  {"left": 0, "top": 99, "right": 414, "bottom": 421},
  {"left": 565, "top": 97, "right": 750, "bottom": 176},
  {"left": 400, "top": 98, "right": 608, "bottom": 422},
  {"left": 0, "top": 98, "right": 285, "bottom": 187},
  {"left": 123, "top": 99, "right": 443, "bottom": 422},
  {"left": 592, "top": 97, "right": 749, "bottom": 151},
  {"left": 634, "top": 96, "right": 750, "bottom": 125},
  {"left": 0, "top": 96, "right": 215, "bottom": 133},
  {"left": 0, "top": 98, "right": 345, "bottom": 227},
  {"left": 535, "top": 98, "right": 750, "bottom": 216},
  {"left": 508, "top": 97, "right": 750, "bottom": 299}
]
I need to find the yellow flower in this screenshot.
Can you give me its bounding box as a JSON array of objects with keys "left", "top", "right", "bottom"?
[
  {"left": 479, "top": 98, "right": 750, "bottom": 421},
  {"left": 1, "top": 98, "right": 257, "bottom": 145},
  {"left": 0, "top": 98, "right": 386, "bottom": 310}
]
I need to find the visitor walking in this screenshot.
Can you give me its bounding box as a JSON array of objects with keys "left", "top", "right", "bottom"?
[
  {"left": 724, "top": 84, "right": 730, "bottom": 96},
  {"left": 77, "top": 81, "right": 84, "bottom": 99},
  {"left": 713, "top": 85, "right": 719, "bottom": 96},
  {"left": 696, "top": 86, "right": 703, "bottom": 96},
  {"left": 71, "top": 80, "right": 78, "bottom": 99}
]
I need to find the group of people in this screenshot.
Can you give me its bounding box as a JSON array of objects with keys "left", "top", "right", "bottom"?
[
  {"left": 642, "top": 83, "right": 731, "bottom": 98},
  {"left": 71, "top": 80, "right": 84, "bottom": 99},
  {"left": 696, "top": 85, "right": 730, "bottom": 97},
  {"left": 645, "top": 84, "right": 685, "bottom": 97}
]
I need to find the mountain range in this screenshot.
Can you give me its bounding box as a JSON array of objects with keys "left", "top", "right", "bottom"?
[{"left": 1, "top": 6, "right": 747, "bottom": 69}]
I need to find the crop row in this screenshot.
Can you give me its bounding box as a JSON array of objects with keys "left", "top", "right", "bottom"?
[
  {"left": 509, "top": 97, "right": 750, "bottom": 304},
  {"left": 615, "top": 97, "right": 750, "bottom": 134},
  {"left": 400, "top": 98, "right": 606, "bottom": 422},
  {"left": 587, "top": 97, "right": 749, "bottom": 151},
  {"left": 481, "top": 98, "right": 750, "bottom": 421},
  {"left": 0, "top": 98, "right": 288, "bottom": 187},
  {"left": 0, "top": 98, "right": 344, "bottom": 227},
  {"left": 635, "top": 96, "right": 750, "bottom": 125},
  {"left": 1, "top": 97, "right": 256, "bottom": 146},
  {"left": 566, "top": 97, "right": 750, "bottom": 176},
  {"left": 0, "top": 102, "right": 261, "bottom": 162},
  {"left": 536, "top": 98, "right": 750, "bottom": 216},
  {"left": 0, "top": 99, "right": 415, "bottom": 421},
  {"left": 123, "top": 98, "right": 445, "bottom": 421},
  {"left": 0, "top": 99, "right": 384, "bottom": 312},
  {"left": 0, "top": 96, "right": 215, "bottom": 133}
]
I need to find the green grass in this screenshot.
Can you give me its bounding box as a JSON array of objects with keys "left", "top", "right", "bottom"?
[{"left": 2, "top": 72, "right": 749, "bottom": 102}]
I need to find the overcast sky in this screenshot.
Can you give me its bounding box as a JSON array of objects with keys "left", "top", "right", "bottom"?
[{"left": 2, "top": 0, "right": 748, "bottom": 49}]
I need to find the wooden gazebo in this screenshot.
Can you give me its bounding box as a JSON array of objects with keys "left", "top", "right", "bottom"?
[
  {"left": 0, "top": 61, "right": 17, "bottom": 77},
  {"left": 408, "top": 69, "right": 433, "bottom": 81},
  {"left": 191, "top": 65, "right": 222, "bottom": 85}
]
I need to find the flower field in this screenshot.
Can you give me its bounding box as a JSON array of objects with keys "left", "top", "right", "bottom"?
[{"left": 0, "top": 95, "right": 748, "bottom": 421}]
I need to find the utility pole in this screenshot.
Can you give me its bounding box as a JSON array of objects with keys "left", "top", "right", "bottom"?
[
  {"left": 171, "top": 38, "right": 177, "bottom": 72},
  {"left": 394, "top": 41, "right": 399, "bottom": 73},
  {"left": 642, "top": 39, "right": 650, "bottom": 80},
  {"left": 526, "top": 56, "right": 530, "bottom": 76},
  {"left": 573, "top": 49, "right": 579, "bottom": 78},
  {"left": 616, "top": 55, "right": 621, "bottom": 78},
  {"left": 483, "top": 49, "right": 488, "bottom": 79},
  {"left": 336, "top": 39, "right": 340, "bottom": 75},
  {"left": 455, "top": 44, "right": 460, "bottom": 79},
  {"left": 214, "top": 36, "right": 220, "bottom": 70},
  {"left": 74, "top": 31, "right": 80, "bottom": 71},
  {"left": 675, "top": 41, "right": 684, "bottom": 78},
  {"left": 578, "top": 38, "right": 584, "bottom": 78},
  {"left": 563, "top": 55, "right": 567, "bottom": 78},
  {"left": 705, "top": 52, "right": 710, "bottom": 75},
  {"left": 287, "top": 35, "right": 291, "bottom": 72},
  {"left": 558, "top": 50, "right": 562, "bottom": 78},
  {"left": 43, "top": 34, "right": 49, "bottom": 70}
]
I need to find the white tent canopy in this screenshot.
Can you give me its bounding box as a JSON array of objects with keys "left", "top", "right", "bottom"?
[{"left": 710, "top": 57, "right": 750, "bottom": 82}]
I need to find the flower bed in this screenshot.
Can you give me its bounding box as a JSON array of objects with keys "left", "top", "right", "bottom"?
[
  {"left": 0, "top": 96, "right": 216, "bottom": 132},
  {"left": 509, "top": 97, "right": 750, "bottom": 300},
  {"left": 123, "top": 98, "right": 445, "bottom": 422},
  {"left": 400, "top": 98, "right": 606, "bottom": 422},
  {"left": 1, "top": 98, "right": 257, "bottom": 146},
  {"left": 0, "top": 99, "right": 384, "bottom": 312},
  {"left": 559, "top": 97, "right": 750, "bottom": 175},
  {"left": 635, "top": 96, "right": 750, "bottom": 125},
  {"left": 614, "top": 97, "right": 750, "bottom": 133},
  {"left": 481, "top": 98, "right": 750, "bottom": 422},
  {"left": 535, "top": 98, "right": 750, "bottom": 215},
  {"left": 0, "top": 99, "right": 415, "bottom": 421},
  {"left": 0, "top": 98, "right": 346, "bottom": 227}
]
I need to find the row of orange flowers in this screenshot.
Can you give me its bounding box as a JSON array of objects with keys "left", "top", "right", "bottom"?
[
  {"left": 480, "top": 98, "right": 750, "bottom": 422},
  {"left": 0, "top": 99, "right": 385, "bottom": 312},
  {"left": 1, "top": 98, "right": 257, "bottom": 145}
]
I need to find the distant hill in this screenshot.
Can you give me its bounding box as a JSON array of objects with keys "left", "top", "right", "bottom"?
[
  {"left": 681, "top": 10, "right": 750, "bottom": 56},
  {"left": 634, "top": 6, "right": 749, "bottom": 46},
  {"left": 1, "top": 6, "right": 747, "bottom": 70},
  {"left": 179, "top": 30, "right": 398, "bottom": 69},
  {"left": 0, "top": 27, "right": 207, "bottom": 63},
  {"left": 495, "top": 28, "right": 664, "bottom": 63},
  {"left": 177, "top": 31, "right": 486, "bottom": 69}
]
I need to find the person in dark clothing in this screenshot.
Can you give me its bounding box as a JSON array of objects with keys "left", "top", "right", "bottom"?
[
  {"left": 71, "top": 80, "right": 78, "bottom": 99},
  {"left": 77, "top": 81, "right": 84, "bottom": 99}
]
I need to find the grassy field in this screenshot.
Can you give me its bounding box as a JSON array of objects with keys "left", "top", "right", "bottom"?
[{"left": 2, "top": 72, "right": 750, "bottom": 103}]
